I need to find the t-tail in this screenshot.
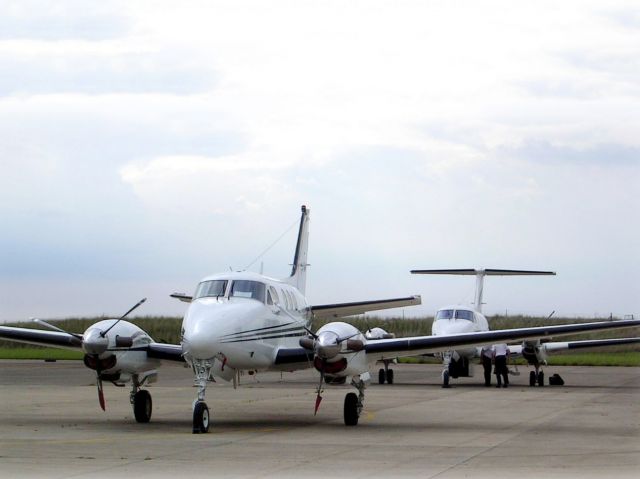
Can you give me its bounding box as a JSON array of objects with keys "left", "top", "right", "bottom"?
[
  {"left": 284, "top": 205, "right": 310, "bottom": 294},
  {"left": 410, "top": 268, "right": 556, "bottom": 313}
]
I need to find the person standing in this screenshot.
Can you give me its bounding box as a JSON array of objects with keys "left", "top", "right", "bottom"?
[
  {"left": 493, "top": 343, "right": 510, "bottom": 388},
  {"left": 480, "top": 345, "right": 494, "bottom": 387}
]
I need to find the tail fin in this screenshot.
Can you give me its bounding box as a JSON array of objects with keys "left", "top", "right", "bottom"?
[
  {"left": 285, "top": 205, "right": 310, "bottom": 294},
  {"left": 410, "top": 268, "right": 555, "bottom": 313}
]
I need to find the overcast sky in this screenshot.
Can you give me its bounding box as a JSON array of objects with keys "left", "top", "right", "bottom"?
[{"left": 1, "top": 0, "right": 639, "bottom": 322}]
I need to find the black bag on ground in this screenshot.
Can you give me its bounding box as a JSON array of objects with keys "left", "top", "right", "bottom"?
[{"left": 549, "top": 373, "right": 564, "bottom": 386}]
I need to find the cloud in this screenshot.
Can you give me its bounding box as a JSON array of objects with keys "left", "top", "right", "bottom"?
[
  {"left": 0, "top": 1, "right": 130, "bottom": 41},
  {"left": 1, "top": 1, "right": 639, "bottom": 320},
  {"left": 0, "top": 48, "right": 218, "bottom": 95},
  {"left": 501, "top": 141, "right": 640, "bottom": 167}
]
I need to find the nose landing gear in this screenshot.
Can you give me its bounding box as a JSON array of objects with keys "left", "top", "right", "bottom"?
[
  {"left": 190, "top": 358, "right": 214, "bottom": 433},
  {"left": 529, "top": 368, "right": 544, "bottom": 387}
]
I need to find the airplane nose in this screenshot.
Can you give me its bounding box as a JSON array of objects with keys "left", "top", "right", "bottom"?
[{"left": 182, "top": 330, "right": 216, "bottom": 359}]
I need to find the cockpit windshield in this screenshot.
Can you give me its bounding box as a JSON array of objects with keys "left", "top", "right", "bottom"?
[
  {"left": 436, "top": 309, "right": 454, "bottom": 320},
  {"left": 230, "top": 280, "right": 266, "bottom": 303},
  {"left": 455, "top": 309, "right": 475, "bottom": 321},
  {"left": 194, "top": 280, "right": 228, "bottom": 299}
]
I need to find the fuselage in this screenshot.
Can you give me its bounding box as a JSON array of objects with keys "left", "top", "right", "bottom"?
[
  {"left": 431, "top": 305, "right": 489, "bottom": 358},
  {"left": 181, "top": 271, "right": 311, "bottom": 372}
]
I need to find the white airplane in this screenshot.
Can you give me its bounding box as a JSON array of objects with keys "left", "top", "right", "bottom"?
[
  {"left": 410, "top": 268, "right": 640, "bottom": 387},
  {"left": 1, "top": 207, "right": 639, "bottom": 434}
]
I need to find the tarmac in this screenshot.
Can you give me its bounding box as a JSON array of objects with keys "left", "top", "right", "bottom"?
[{"left": 0, "top": 360, "right": 638, "bottom": 478}]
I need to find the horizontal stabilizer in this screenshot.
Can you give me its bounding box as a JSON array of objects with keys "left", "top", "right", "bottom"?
[
  {"left": 410, "top": 268, "right": 555, "bottom": 312},
  {"left": 411, "top": 269, "right": 556, "bottom": 276},
  {"left": 170, "top": 293, "right": 193, "bottom": 303}
]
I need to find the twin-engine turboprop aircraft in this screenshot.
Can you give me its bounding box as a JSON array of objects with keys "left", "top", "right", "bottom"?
[
  {"left": 1, "top": 206, "right": 639, "bottom": 433},
  {"left": 410, "top": 269, "right": 640, "bottom": 387}
]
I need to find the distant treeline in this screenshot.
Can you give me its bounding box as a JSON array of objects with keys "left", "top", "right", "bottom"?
[{"left": 1, "top": 315, "right": 638, "bottom": 351}]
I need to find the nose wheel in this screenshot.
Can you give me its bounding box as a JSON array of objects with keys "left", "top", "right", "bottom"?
[
  {"left": 193, "top": 401, "right": 210, "bottom": 434},
  {"left": 529, "top": 369, "right": 545, "bottom": 387}
]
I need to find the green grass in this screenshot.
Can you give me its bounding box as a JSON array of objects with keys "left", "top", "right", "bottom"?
[
  {"left": 0, "top": 347, "right": 84, "bottom": 360},
  {"left": 546, "top": 352, "right": 640, "bottom": 367}
]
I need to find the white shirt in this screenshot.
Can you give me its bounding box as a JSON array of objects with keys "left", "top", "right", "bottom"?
[{"left": 493, "top": 343, "right": 509, "bottom": 357}]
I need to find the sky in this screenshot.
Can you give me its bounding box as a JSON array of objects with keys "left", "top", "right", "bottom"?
[{"left": 1, "top": 0, "right": 639, "bottom": 322}]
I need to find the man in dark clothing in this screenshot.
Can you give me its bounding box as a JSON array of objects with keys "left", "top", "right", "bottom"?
[
  {"left": 480, "top": 345, "right": 493, "bottom": 387},
  {"left": 493, "top": 343, "right": 510, "bottom": 388}
]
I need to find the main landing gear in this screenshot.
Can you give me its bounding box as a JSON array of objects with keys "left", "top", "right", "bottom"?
[
  {"left": 378, "top": 360, "right": 394, "bottom": 384},
  {"left": 130, "top": 374, "right": 153, "bottom": 423},
  {"left": 191, "top": 359, "right": 213, "bottom": 433},
  {"left": 344, "top": 375, "right": 366, "bottom": 426}
]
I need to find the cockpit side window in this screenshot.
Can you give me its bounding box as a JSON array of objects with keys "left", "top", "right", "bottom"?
[
  {"left": 230, "top": 280, "right": 266, "bottom": 303},
  {"left": 194, "top": 280, "right": 228, "bottom": 299},
  {"left": 455, "top": 310, "right": 475, "bottom": 321},
  {"left": 436, "top": 309, "right": 454, "bottom": 320}
]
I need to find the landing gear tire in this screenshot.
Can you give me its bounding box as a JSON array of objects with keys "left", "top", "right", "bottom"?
[
  {"left": 537, "top": 371, "right": 544, "bottom": 387},
  {"left": 529, "top": 371, "right": 536, "bottom": 387},
  {"left": 442, "top": 370, "right": 450, "bottom": 388},
  {"left": 344, "top": 392, "right": 359, "bottom": 426},
  {"left": 193, "top": 401, "right": 210, "bottom": 434},
  {"left": 386, "top": 369, "right": 394, "bottom": 385},
  {"left": 378, "top": 368, "right": 386, "bottom": 384},
  {"left": 133, "top": 390, "right": 152, "bottom": 423}
]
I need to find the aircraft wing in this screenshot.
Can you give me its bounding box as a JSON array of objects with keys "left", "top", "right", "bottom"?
[
  {"left": 508, "top": 337, "right": 640, "bottom": 357},
  {"left": 310, "top": 295, "right": 421, "bottom": 320},
  {"left": 0, "top": 325, "right": 186, "bottom": 363},
  {"left": 363, "top": 319, "right": 640, "bottom": 361},
  {"left": 145, "top": 342, "right": 185, "bottom": 362},
  {"left": 0, "top": 325, "right": 82, "bottom": 350}
]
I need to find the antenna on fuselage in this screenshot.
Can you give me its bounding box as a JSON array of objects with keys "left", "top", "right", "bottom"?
[{"left": 410, "top": 268, "right": 556, "bottom": 313}]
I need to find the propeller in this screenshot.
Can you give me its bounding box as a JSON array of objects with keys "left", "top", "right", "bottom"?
[
  {"left": 299, "top": 329, "right": 365, "bottom": 414},
  {"left": 34, "top": 298, "right": 147, "bottom": 411},
  {"left": 86, "top": 298, "right": 147, "bottom": 410}
]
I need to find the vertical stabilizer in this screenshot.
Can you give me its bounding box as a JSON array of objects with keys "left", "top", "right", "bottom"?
[
  {"left": 410, "top": 268, "right": 556, "bottom": 313},
  {"left": 285, "top": 205, "right": 310, "bottom": 294}
]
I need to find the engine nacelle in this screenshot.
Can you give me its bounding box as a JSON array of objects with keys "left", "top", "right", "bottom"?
[
  {"left": 365, "top": 327, "right": 395, "bottom": 340},
  {"left": 311, "top": 321, "right": 369, "bottom": 378},
  {"left": 521, "top": 340, "right": 547, "bottom": 366},
  {"left": 82, "top": 320, "right": 161, "bottom": 377}
]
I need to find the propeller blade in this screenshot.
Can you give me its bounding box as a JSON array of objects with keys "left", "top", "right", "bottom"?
[
  {"left": 314, "top": 393, "right": 323, "bottom": 416},
  {"left": 303, "top": 326, "right": 318, "bottom": 339},
  {"left": 97, "top": 376, "right": 105, "bottom": 411},
  {"left": 314, "top": 360, "right": 325, "bottom": 416},
  {"left": 100, "top": 297, "right": 147, "bottom": 337}
]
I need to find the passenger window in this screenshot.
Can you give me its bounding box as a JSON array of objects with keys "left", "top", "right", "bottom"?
[
  {"left": 283, "top": 290, "right": 290, "bottom": 310},
  {"left": 290, "top": 292, "right": 299, "bottom": 311},
  {"left": 269, "top": 286, "right": 280, "bottom": 305}
]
